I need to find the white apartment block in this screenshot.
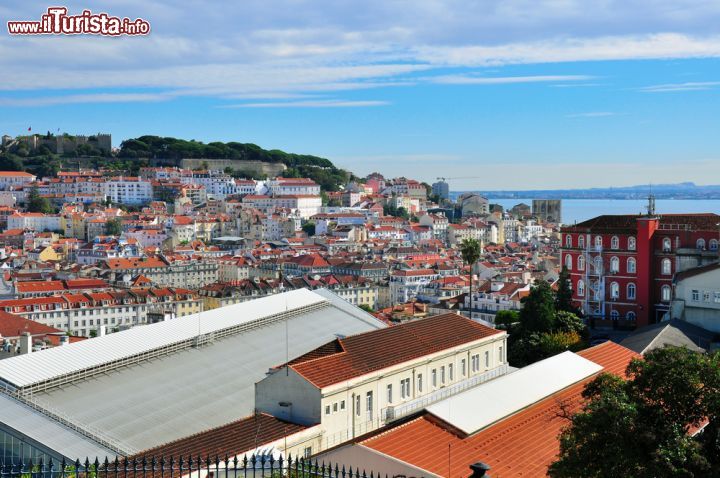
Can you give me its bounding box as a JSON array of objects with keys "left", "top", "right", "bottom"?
[
  {"left": 103, "top": 177, "right": 153, "bottom": 205},
  {"left": 255, "top": 313, "right": 508, "bottom": 454},
  {"left": 390, "top": 269, "right": 440, "bottom": 304},
  {"left": 243, "top": 195, "right": 322, "bottom": 219},
  {"left": 180, "top": 171, "right": 239, "bottom": 199},
  {"left": 265, "top": 178, "right": 321, "bottom": 196},
  {"left": 0, "top": 290, "right": 202, "bottom": 337},
  {"left": 7, "top": 213, "right": 62, "bottom": 232},
  {"left": 0, "top": 171, "right": 36, "bottom": 189}
]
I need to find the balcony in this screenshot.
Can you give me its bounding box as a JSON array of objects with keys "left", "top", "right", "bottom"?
[{"left": 383, "top": 364, "right": 510, "bottom": 423}]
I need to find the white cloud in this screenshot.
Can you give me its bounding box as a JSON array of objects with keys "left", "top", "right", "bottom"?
[
  {"left": 415, "top": 33, "right": 720, "bottom": 66},
  {"left": 3, "top": 1, "right": 720, "bottom": 104},
  {"left": 431, "top": 74, "right": 594, "bottom": 84},
  {"left": 0, "top": 93, "right": 173, "bottom": 107},
  {"left": 221, "top": 99, "right": 389, "bottom": 108},
  {"left": 638, "top": 81, "right": 720, "bottom": 92}
]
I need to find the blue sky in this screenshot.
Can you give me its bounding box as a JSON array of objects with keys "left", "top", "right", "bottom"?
[{"left": 1, "top": 1, "right": 720, "bottom": 189}]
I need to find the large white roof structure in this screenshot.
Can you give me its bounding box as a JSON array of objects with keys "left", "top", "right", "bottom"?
[
  {"left": 0, "top": 288, "right": 326, "bottom": 391},
  {"left": 426, "top": 351, "right": 603, "bottom": 435},
  {"left": 0, "top": 289, "right": 386, "bottom": 457}
]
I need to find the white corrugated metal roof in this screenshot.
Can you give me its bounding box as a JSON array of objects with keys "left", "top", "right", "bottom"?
[
  {"left": 0, "top": 288, "right": 326, "bottom": 389},
  {"left": 0, "top": 394, "right": 114, "bottom": 459},
  {"left": 426, "top": 351, "right": 603, "bottom": 435}
]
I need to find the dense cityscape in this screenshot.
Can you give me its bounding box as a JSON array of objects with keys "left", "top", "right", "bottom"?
[
  {"left": 0, "top": 131, "right": 717, "bottom": 477},
  {"left": 3, "top": 2, "right": 720, "bottom": 477}
]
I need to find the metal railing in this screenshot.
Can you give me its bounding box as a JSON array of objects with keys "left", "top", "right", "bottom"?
[
  {"left": 0, "top": 455, "right": 387, "bottom": 478},
  {"left": 384, "top": 364, "right": 510, "bottom": 422}
]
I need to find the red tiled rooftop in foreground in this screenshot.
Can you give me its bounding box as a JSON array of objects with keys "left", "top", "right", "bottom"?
[
  {"left": 0, "top": 310, "right": 64, "bottom": 337},
  {"left": 362, "top": 341, "right": 640, "bottom": 478},
  {"left": 287, "top": 313, "right": 504, "bottom": 388},
  {"left": 137, "top": 413, "right": 308, "bottom": 459}
]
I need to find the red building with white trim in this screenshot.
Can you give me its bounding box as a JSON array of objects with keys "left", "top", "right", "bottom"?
[{"left": 560, "top": 213, "right": 720, "bottom": 328}]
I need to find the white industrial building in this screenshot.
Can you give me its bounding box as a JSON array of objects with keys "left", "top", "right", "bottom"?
[{"left": 0, "top": 289, "right": 385, "bottom": 463}]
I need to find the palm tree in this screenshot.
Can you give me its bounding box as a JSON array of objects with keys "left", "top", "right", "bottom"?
[{"left": 460, "top": 238, "right": 482, "bottom": 319}]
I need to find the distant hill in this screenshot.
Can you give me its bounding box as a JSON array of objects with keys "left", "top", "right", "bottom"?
[
  {"left": 454, "top": 183, "right": 720, "bottom": 200},
  {"left": 117, "top": 136, "right": 350, "bottom": 191},
  {"left": 0, "top": 134, "right": 352, "bottom": 191}
]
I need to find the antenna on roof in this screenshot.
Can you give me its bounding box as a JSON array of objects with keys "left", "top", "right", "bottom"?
[
  {"left": 279, "top": 270, "right": 289, "bottom": 376},
  {"left": 646, "top": 185, "right": 656, "bottom": 217}
]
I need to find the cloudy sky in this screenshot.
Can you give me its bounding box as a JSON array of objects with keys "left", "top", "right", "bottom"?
[{"left": 2, "top": 1, "right": 720, "bottom": 189}]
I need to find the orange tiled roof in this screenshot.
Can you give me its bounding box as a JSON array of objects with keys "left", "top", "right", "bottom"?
[
  {"left": 136, "top": 413, "right": 308, "bottom": 461},
  {"left": 362, "top": 341, "right": 640, "bottom": 478},
  {"left": 0, "top": 310, "right": 63, "bottom": 337},
  {"left": 287, "top": 313, "right": 503, "bottom": 388}
]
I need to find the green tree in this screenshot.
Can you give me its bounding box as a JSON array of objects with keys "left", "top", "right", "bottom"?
[
  {"left": 549, "top": 347, "right": 720, "bottom": 478},
  {"left": 519, "top": 280, "right": 557, "bottom": 334},
  {"left": 302, "top": 221, "right": 316, "bottom": 237},
  {"left": 459, "top": 238, "right": 482, "bottom": 317},
  {"left": 105, "top": 218, "right": 123, "bottom": 236},
  {"left": 27, "top": 184, "right": 52, "bottom": 213},
  {"left": 494, "top": 310, "right": 519, "bottom": 329},
  {"left": 556, "top": 266, "right": 579, "bottom": 314},
  {"left": 555, "top": 310, "right": 586, "bottom": 336}
]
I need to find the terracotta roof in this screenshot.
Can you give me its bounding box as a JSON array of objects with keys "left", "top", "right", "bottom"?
[
  {"left": 105, "top": 257, "right": 167, "bottom": 269},
  {"left": 0, "top": 310, "right": 63, "bottom": 337},
  {"left": 287, "top": 313, "right": 503, "bottom": 388},
  {"left": 137, "top": 413, "right": 308, "bottom": 458},
  {"left": 563, "top": 213, "right": 720, "bottom": 233},
  {"left": 362, "top": 342, "right": 640, "bottom": 478},
  {"left": 15, "top": 280, "right": 64, "bottom": 293},
  {"left": 0, "top": 171, "right": 35, "bottom": 177}
]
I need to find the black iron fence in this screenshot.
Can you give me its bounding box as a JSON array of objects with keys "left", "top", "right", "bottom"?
[{"left": 0, "top": 455, "right": 386, "bottom": 478}]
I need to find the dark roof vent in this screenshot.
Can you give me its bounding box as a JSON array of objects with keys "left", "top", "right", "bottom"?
[{"left": 469, "top": 462, "right": 491, "bottom": 478}]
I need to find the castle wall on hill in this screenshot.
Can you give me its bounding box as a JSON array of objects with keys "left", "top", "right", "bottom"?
[{"left": 150, "top": 158, "right": 287, "bottom": 177}]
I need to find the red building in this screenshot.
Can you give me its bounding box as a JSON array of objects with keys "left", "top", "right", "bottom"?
[{"left": 560, "top": 213, "right": 720, "bottom": 328}]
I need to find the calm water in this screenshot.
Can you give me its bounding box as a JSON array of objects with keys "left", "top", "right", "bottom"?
[{"left": 486, "top": 198, "right": 720, "bottom": 225}]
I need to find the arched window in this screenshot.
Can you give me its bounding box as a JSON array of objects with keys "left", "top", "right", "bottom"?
[
  {"left": 626, "top": 311, "right": 636, "bottom": 321},
  {"left": 627, "top": 257, "right": 637, "bottom": 274},
  {"left": 661, "top": 258, "right": 672, "bottom": 275},
  {"left": 565, "top": 235, "right": 572, "bottom": 248},
  {"left": 710, "top": 239, "right": 719, "bottom": 251},
  {"left": 578, "top": 236, "right": 585, "bottom": 248},
  {"left": 697, "top": 238, "right": 706, "bottom": 250},
  {"left": 595, "top": 236, "right": 603, "bottom": 249},
  {"left": 662, "top": 237, "right": 671, "bottom": 252},
  {"left": 627, "top": 283, "right": 636, "bottom": 300},
  {"left": 610, "top": 256, "right": 619, "bottom": 273},
  {"left": 577, "top": 280, "right": 585, "bottom": 297},
  {"left": 565, "top": 254, "right": 572, "bottom": 270},
  {"left": 628, "top": 236, "right": 636, "bottom": 250},
  {"left": 610, "top": 310, "right": 620, "bottom": 321},
  {"left": 611, "top": 236, "right": 619, "bottom": 250},
  {"left": 594, "top": 256, "right": 603, "bottom": 274},
  {"left": 578, "top": 255, "right": 585, "bottom": 271},
  {"left": 610, "top": 282, "right": 619, "bottom": 299},
  {"left": 661, "top": 285, "right": 672, "bottom": 302}
]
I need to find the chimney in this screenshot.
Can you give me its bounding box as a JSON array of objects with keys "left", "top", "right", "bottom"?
[
  {"left": 19, "top": 332, "right": 32, "bottom": 355},
  {"left": 98, "top": 325, "right": 106, "bottom": 337},
  {"left": 469, "top": 462, "right": 491, "bottom": 478},
  {"left": 60, "top": 335, "right": 70, "bottom": 346}
]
